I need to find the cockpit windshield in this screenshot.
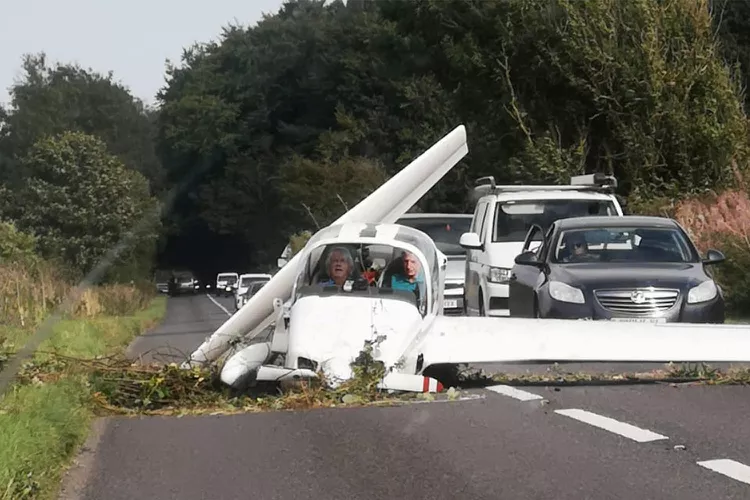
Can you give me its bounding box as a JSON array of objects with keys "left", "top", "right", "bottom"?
[{"left": 293, "top": 242, "right": 431, "bottom": 316}]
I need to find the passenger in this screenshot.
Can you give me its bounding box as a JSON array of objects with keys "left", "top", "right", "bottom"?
[
  {"left": 319, "top": 247, "right": 354, "bottom": 287},
  {"left": 390, "top": 250, "right": 424, "bottom": 293}
]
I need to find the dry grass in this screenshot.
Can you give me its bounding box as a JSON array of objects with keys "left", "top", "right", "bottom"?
[
  {"left": 673, "top": 189, "right": 750, "bottom": 251},
  {"left": 0, "top": 261, "right": 155, "bottom": 328}
]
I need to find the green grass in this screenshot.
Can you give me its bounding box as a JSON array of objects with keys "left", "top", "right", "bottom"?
[{"left": 0, "top": 296, "right": 166, "bottom": 500}]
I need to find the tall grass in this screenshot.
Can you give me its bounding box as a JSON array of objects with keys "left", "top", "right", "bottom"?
[{"left": 0, "top": 261, "right": 155, "bottom": 329}]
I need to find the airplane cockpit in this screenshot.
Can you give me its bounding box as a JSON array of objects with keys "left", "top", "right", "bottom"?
[{"left": 290, "top": 225, "right": 444, "bottom": 317}]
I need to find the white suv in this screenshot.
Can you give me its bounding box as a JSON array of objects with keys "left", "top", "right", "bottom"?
[{"left": 459, "top": 174, "right": 624, "bottom": 317}]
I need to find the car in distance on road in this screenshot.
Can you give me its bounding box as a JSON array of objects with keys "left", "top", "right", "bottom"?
[
  {"left": 233, "top": 273, "right": 272, "bottom": 311},
  {"left": 508, "top": 215, "right": 726, "bottom": 323},
  {"left": 215, "top": 272, "right": 239, "bottom": 297},
  {"left": 396, "top": 213, "right": 473, "bottom": 315},
  {"left": 235, "top": 280, "right": 268, "bottom": 312},
  {"left": 168, "top": 271, "right": 200, "bottom": 296}
]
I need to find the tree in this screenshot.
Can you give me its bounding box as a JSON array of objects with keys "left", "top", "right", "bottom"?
[
  {"left": 0, "top": 53, "right": 164, "bottom": 192},
  {"left": 0, "top": 132, "right": 161, "bottom": 280}
]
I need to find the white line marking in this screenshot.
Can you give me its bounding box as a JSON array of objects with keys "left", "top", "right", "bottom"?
[
  {"left": 486, "top": 385, "right": 543, "bottom": 401},
  {"left": 206, "top": 294, "right": 232, "bottom": 317},
  {"left": 697, "top": 459, "right": 750, "bottom": 485},
  {"left": 555, "top": 409, "right": 668, "bottom": 443}
]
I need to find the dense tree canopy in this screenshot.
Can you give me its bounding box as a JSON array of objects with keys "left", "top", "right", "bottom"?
[
  {"left": 0, "top": 54, "right": 164, "bottom": 192},
  {"left": 0, "top": 132, "right": 160, "bottom": 280}
]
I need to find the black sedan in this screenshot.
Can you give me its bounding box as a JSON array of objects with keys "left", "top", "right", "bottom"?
[{"left": 508, "top": 215, "right": 726, "bottom": 323}]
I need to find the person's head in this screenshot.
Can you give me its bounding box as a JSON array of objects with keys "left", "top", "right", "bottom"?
[
  {"left": 326, "top": 247, "right": 353, "bottom": 284},
  {"left": 402, "top": 250, "right": 421, "bottom": 280},
  {"left": 568, "top": 233, "right": 588, "bottom": 256}
]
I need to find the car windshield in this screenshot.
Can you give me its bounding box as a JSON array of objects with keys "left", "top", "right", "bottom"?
[
  {"left": 218, "top": 275, "right": 237, "bottom": 284},
  {"left": 241, "top": 276, "right": 268, "bottom": 287},
  {"left": 493, "top": 199, "right": 618, "bottom": 243},
  {"left": 396, "top": 216, "right": 472, "bottom": 255},
  {"left": 293, "top": 242, "right": 432, "bottom": 316},
  {"left": 551, "top": 227, "right": 697, "bottom": 263}
]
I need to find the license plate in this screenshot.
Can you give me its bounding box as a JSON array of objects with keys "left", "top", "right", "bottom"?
[
  {"left": 611, "top": 317, "right": 666, "bottom": 324},
  {"left": 443, "top": 299, "right": 459, "bottom": 309}
]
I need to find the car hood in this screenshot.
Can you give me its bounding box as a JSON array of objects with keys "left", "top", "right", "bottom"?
[{"left": 551, "top": 262, "right": 708, "bottom": 290}]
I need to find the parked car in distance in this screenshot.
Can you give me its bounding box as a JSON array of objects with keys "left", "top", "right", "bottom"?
[
  {"left": 169, "top": 271, "right": 200, "bottom": 296},
  {"left": 234, "top": 273, "right": 272, "bottom": 311},
  {"left": 396, "top": 213, "right": 473, "bottom": 315},
  {"left": 236, "top": 280, "right": 268, "bottom": 311},
  {"left": 215, "top": 272, "right": 239, "bottom": 297},
  {"left": 509, "top": 215, "right": 726, "bottom": 323}
]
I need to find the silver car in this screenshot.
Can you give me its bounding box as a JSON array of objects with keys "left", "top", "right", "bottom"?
[{"left": 395, "top": 213, "right": 473, "bottom": 315}]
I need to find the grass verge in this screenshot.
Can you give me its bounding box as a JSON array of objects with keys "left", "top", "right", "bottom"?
[{"left": 0, "top": 296, "right": 166, "bottom": 500}]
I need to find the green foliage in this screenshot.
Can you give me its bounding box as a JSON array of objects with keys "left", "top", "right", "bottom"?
[
  {"left": 0, "top": 220, "right": 38, "bottom": 264},
  {"left": 289, "top": 231, "right": 313, "bottom": 256},
  {"left": 0, "top": 53, "right": 164, "bottom": 191},
  {"left": 0, "top": 131, "right": 161, "bottom": 280}
]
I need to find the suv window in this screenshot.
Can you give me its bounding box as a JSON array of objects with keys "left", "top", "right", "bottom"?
[{"left": 492, "top": 199, "right": 617, "bottom": 243}]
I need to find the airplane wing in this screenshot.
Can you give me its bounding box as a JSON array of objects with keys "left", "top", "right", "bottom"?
[{"left": 419, "top": 316, "right": 750, "bottom": 367}]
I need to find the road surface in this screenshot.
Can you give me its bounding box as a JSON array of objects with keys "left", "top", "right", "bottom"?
[{"left": 58, "top": 295, "right": 750, "bottom": 499}]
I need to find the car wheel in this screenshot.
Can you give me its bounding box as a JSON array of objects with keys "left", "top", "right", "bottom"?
[{"left": 478, "top": 290, "right": 485, "bottom": 317}]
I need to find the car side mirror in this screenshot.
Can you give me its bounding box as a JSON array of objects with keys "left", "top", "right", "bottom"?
[
  {"left": 459, "top": 232, "right": 482, "bottom": 250},
  {"left": 703, "top": 249, "right": 726, "bottom": 265},
  {"left": 515, "top": 250, "right": 544, "bottom": 268}
]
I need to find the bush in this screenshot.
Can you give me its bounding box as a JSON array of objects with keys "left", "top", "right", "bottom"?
[{"left": 674, "top": 189, "right": 750, "bottom": 315}]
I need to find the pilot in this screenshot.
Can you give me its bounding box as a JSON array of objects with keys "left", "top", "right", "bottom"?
[
  {"left": 319, "top": 247, "right": 354, "bottom": 287},
  {"left": 390, "top": 250, "right": 424, "bottom": 293}
]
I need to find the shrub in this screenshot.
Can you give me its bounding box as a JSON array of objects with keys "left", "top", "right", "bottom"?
[{"left": 674, "top": 189, "right": 750, "bottom": 315}]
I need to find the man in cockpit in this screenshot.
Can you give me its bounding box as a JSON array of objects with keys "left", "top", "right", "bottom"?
[
  {"left": 390, "top": 250, "right": 424, "bottom": 293},
  {"left": 319, "top": 247, "right": 354, "bottom": 287}
]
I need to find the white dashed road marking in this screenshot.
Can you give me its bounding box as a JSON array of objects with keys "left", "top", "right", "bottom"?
[
  {"left": 487, "top": 385, "right": 544, "bottom": 401},
  {"left": 555, "top": 408, "right": 669, "bottom": 443},
  {"left": 206, "top": 294, "right": 232, "bottom": 317},
  {"left": 697, "top": 459, "right": 750, "bottom": 485}
]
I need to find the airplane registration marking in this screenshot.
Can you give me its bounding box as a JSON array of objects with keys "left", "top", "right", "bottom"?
[
  {"left": 554, "top": 409, "right": 668, "bottom": 443},
  {"left": 486, "top": 385, "right": 544, "bottom": 401},
  {"left": 697, "top": 459, "right": 750, "bottom": 486}
]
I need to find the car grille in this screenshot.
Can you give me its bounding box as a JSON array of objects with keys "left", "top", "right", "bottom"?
[{"left": 594, "top": 288, "right": 679, "bottom": 316}]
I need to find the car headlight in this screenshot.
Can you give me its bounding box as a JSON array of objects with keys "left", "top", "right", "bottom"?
[
  {"left": 548, "top": 281, "right": 585, "bottom": 304},
  {"left": 687, "top": 280, "right": 717, "bottom": 304},
  {"left": 488, "top": 267, "right": 512, "bottom": 284},
  {"left": 226, "top": 286, "right": 232, "bottom": 292}
]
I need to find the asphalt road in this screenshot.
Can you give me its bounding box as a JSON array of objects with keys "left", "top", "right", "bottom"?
[
  {"left": 58, "top": 295, "right": 750, "bottom": 499},
  {"left": 126, "top": 292, "right": 236, "bottom": 364}
]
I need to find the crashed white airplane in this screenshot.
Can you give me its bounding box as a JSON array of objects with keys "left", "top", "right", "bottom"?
[{"left": 186, "top": 124, "right": 750, "bottom": 393}]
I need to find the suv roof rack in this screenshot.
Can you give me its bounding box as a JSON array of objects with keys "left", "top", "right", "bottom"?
[{"left": 472, "top": 173, "right": 618, "bottom": 198}]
